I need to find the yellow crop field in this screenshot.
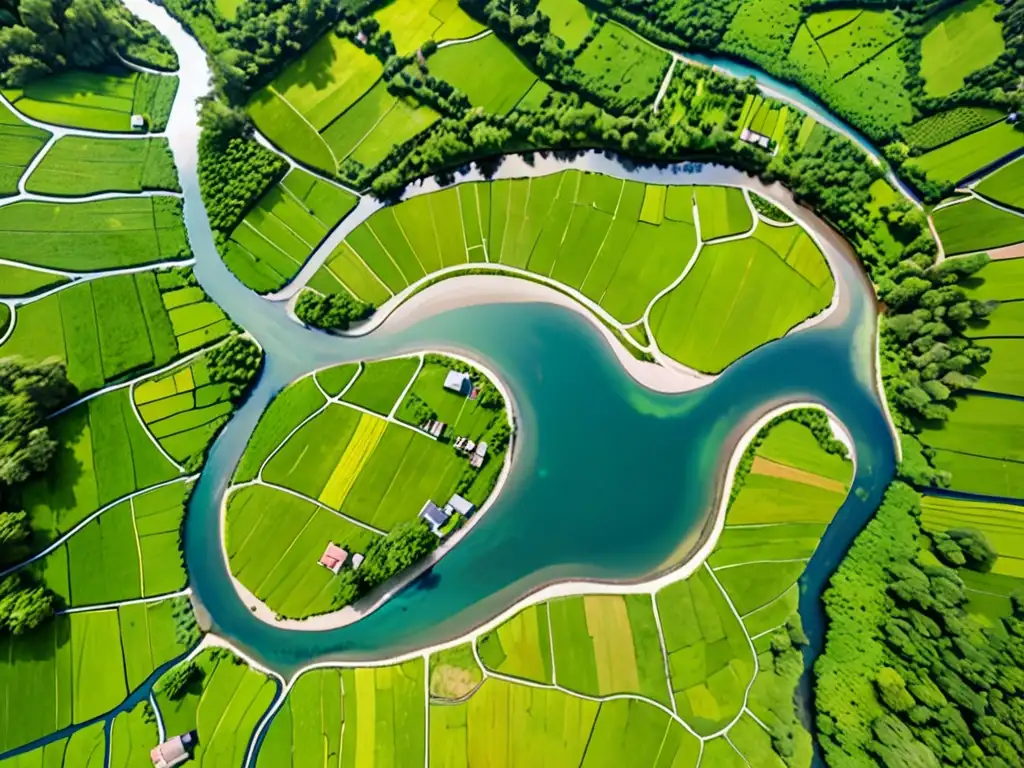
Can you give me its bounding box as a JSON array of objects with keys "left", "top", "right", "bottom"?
[
  {"left": 319, "top": 414, "right": 387, "bottom": 509},
  {"left": 583, "top": 596, "right": 640, "bottom": 694}
]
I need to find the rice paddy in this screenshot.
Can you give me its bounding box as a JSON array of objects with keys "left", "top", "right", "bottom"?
[
  {"left": 222, "top": 167, "right": 358, "bottom": 294},
  {"left": 903, "top": 106, "right": 1005, "bottom": 152},
  {"left": 908, "top": 121, "right": 1024, "bottom": 186},
  {"left": 0, "top": 106, "right": 50, "bottom": 197},
  {"left": 26, "top": 136, "right": 180, "bottom": 196},
  {"left": 427, "top": 34, "right": 539, "bottom": 114},
  {"left": 920, "top": 0, "right": 1005, "bottom": 98},
  {"left": 976, "top": 156, "right": 1024, "bottom": 211},
  {"left": 932, "top": 198, "right": 1024, "bottom": 255},
  {"left": 573, "top": 23, "right": 671, "bottom": 110}
]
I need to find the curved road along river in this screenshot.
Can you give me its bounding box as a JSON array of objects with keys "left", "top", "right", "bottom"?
[{"left": 123, "top": 0, "right": 898, "bottom": 679}]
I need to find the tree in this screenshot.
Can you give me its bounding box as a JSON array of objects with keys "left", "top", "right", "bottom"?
[
  {"left": 294, "top": 290, "right": 372, "bottom": 332},
  {"left": 0, "top": 573, "right": 53, "bottom": 634}
]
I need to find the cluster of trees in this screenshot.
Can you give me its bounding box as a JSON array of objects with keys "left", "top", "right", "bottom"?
[
  {"left": 585, "top": 0, "right": 737, "bottom": 50},
  {"left": 294, "top": 289, "right": 372, "bottom": 331},
  {"left": 197, "top": 100, "right": 286, "bottom": 234},
  {"left": 159, "top": 658, "right": 202, "bottom": 699},
  {"left": 0, "top": 0, "right": 176, "bottom": 85},
  {"left": 331, "top": 520, "right": 437, "bottom": 610},
  {"left": 0, "top": 358, "right": 75, "bottom": 634},
  {"left": 207, "top": 335, "right": 262, "bottom": 399},
  {"left": 816, "top": 481, "right": 1024, "bottom": 767}
]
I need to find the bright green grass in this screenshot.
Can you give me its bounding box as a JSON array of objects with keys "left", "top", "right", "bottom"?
[
  {"left": 920, "top": 393, "right": 1024, "bottom": 464},
  {"left": 225, "top": 484, "right": 380, "bottom": 618},
  {"left": 262, "top": 402, "right": 363, "bottom": 497},
  {"left": 813, "top": 9, "right": 902, "bottom": 78},
  {"left": 756, "top": 419, "right": 852, "bottom": 483},
  {"left": 428, "top": 34, "right": 538, "bottom": 114},
  {"left": 395, "top": 359, "right": 501, "bottom": 439},
  {"left": 428, "top": 677, "right": 598, "bottom": 766},
  {"left": 0, "top": 263, "right": 67, "bottom": 297},
  {"left": 0, "top": 107, "right": 50, "bottom": 196},
  {"left": 64, "top": 721, "right": 107, "bottom": 767},
  {"left": 232, "top": 376, "right": 326, "bottom": 483},
  {"left": 962, "top": 257, "right": 1024, "bottom": 302},
  {"left": 338, "top": 662, "right": 426, "bottom": 766},
  {"left": 655, "top": 568, "right": 753, "bottom": 735},
  {"left": 650, "top": 223, "right": 833, "bottom": 373},
  {"left": 4, "top": 70, "right": 137, "bottom": 132},
  {"left": 573, "top": 22, "right": 670, "bottom": 109},
  {"left": 920, "top": 0, "right": 1005, "bottom": 97},
  {"left": 695, "top": 186, "right": 752, "bottom": 239},
  {"left": 155, "top": 648, "right": 276, "bottom": 767},
  {"left": 256, "top": 668, "right": 343, "bottom": 768},
  {"left": 977, "top": 156, "right": 1024, "bottom": 211},
  {"left": 581, "top": 698, "right": 700, "bottom": 768},
  {"left": 0, "top": 197, "right": 190, "bottom": 270},
  {"left": 933, "top": 199, "right": 1024, "bottom": 255},
  {"left": 910, "top": 121, "right": 1024, "bottom": 186},
  {"left": 26, "top": 136, "right": 179, "bottom": 195},
  {"left": 375, "top": 0, "right": 484, "bottom": 54},
  {"left": 110, "top": 700, "right": 158, "bottom": 768},
  {"left": 540, "top": 0, "right": 595, "bottom": 47},
  {"left": 966, "top": 299, "right": 1024, "bottom": 338},
  {"left": 976, "top": 338, "right": 1024, "bottom": 397},
  {"left": 307, "top": 240, "right": 394, "bottom": 305},
  {"left": 247, "top": 87, "right": 336, "bottom": 175},
  {"left": 920, "top": 495, "right": 1024, "bottom": 582},
  {"left": 316, "top": 362, "right": 360, "bottom": 396},
  {"left": 20, "top": 388, "right": 180, "bottom": 553},
  {"left": 903, "top": 106, "right": 1005, "bottom": 152},
  {"left": 341, "top": 355, "right": 420, "bottom": 415},
  {"left": 477, "top": 603, "right": 554, "bottom": 683},
  {"left": 0, "top": 618, "right": 72, "bottom": 751},
  {"left": 71, "top": 610, "right": 128, "bottom": 721},
  {"left": 726, "top": 473, "right": 849, "bottom": 526},
  {"left": 931, "top": 448, "right": 1024, "bottom": 498}
]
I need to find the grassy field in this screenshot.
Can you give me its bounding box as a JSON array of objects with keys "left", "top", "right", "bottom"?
[
  {"left": 920, "top": 393, "right": 1024, "bottom": 467},
  {"left": 26, "top": 136, "right": 179, "bottom": 195},
  {"left": 0, "top": 196, "right": 190, "bottom": 271},
  {"left": 430, "top": 643, "right": 483, "bottom": 700},
  {"left": 695, "top": 186, "right": 752, "bottom": 239},
  {"left": 224, "top": 167, "right": 358, "bottom": 294},
  {"left": 920, "top": 0, "right": 1005, "bottom": 97},
  {"left": 427, "top": 34, "right": 538, "bottom": 114},
  {"left": 574, "top": 23, "right": 670, "bottom": 109},
  {"left": 34, "top": 479, "right": 190, "bottom": 607},
  {"left": 650, "top": 221, "right": 833, "bottom": 372},
  {"left": 549, "top": 594, "right": 671, "bottom": 705},
  {"left": 0, "top": 272, "right": 211, "bottom": 392},
  {"left": 580, "top": 698, "right": 701, "bottom": 768},
  {"left": 255, "top": 668, "right": 344, "bottom": 768},
  {"left": 4, "top": 70, "right": 177, "bottom": 132},
  {"left": 933, "top": 198, "right": 1024, "bottom": 254},
  {"left": 0, "top": 263, "right": 66, "bottom": 297},
  {"left": 110, "top": 700, "right": 158, "bottom": 768},
  {"left": 394, "top": 357, "right": 501, "bottom": 438},
  {"left": 541, "top": 0, "right": 594, "bottom": 47},
  {"left": 155, "top": 648, "right": 277, "bottom": 767},
  {"left": 0, "top": 598, "right": 192, "bottom": 752},
  {"left": 156, "top": 273, "right": 233, "bottom": 353},
  {"left": 977, "top": 156, "right": 1024, "bottom": 210},
  {"left": 961, "top": 256, "right": 1024, "bottom": 302},
  {"left": 903, "top": 106, "right": 1005, "bottom": 152},
  {"left": 0, "top": 106, "right": 50, "bottom": 197},
  {"left": 225, "top": 484, "right": 380, "bottom": 618},
  {"left": 477, "top": 603, "right": 553, "bottom": 683},
  {"left": 20, "top": 387, "right": 181, "bottom": 550},
  {"left": 342, "top": 356, "right": 420, "bottom": 414},
  {"left": 374, "top": 0, "right": 485, "bottom": 54},
  {"left": 134, "top": 350, "right": 238, "bottom": 466},
  {"left": 909, "top": 121, "right": 1024, "bottom": 186}
]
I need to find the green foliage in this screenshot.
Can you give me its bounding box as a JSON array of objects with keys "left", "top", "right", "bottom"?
[
  {"left": 206, "top": 336, "right": 262, "bottom": 399},
  {"left": 749, "top": 192, "right": 792, "bottom": 223},
  {"left": 171, "top": 595, "right": 201, "bottom": 647},
  {"left": 333, "top": 520, "right": 438, "bottom": 609},
  {"left": 294, "top": 289, "right": 372, "bottom": 331},
  {"left": 160, "top": 659, "right": 202, "bottom": 700}
]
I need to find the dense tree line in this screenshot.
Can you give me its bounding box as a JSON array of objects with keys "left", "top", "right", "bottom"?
[
  {"left": 816, "top": 481, "right": 1024, "bottom": 767},
  {"left": 207, "top": 335, "right": 262, "bottom": 399},
  {"left": 584, "top": 0, "right": 738, "bottom": 50},
  {"left": 330, "top": 521, "right": 437, "bottom": 612},
  {"left": 0, "top": 358, "right": 75, "bottom": 634},
  {"left": 0, "top": 0, "right": 176, "bottom": 85},
  {"left": 294, "top": 289, "right": 372, "bottom": 332}
]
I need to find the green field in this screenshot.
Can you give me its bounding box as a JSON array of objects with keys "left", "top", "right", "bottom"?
[
  {"left": 427, "top": 34, "right": 538, "bottom": 114},
  {"left": 541, "top": 0, "right": 595, "bottom": 47},
  {"left": 225, "top": 484, "right": 380, "bottom": 618},
  {"left": 0, "top": 106, "right": 50, "bottom": 196},
  {"left": 34, "top": 479, "right": 190, "bottom": 606},
  {"left": 1, "top": 272, "right": 211, "bottom": 392},
  {"left": 920, "top": 0, "right": 1005, "bottom": 98},
  {"left": 933, "top": 198, "right": 1024, "bottom": 254},
  {"left": 0, "top": 598, "right": 192, "bottom": 752},
  {"left": 341, "top": 355, "right": 420, "bottom": 415},
  {"left": 695, "top": 186, "right": 752, "bottom": 239},
  {"left": 430, "top": 643, "right": 483, "bottom": 699},
  {"left": 4, "top": 70, "right": 177, "bottom": 132},
  {"left": 156, "top": 273, "right": 234, "bottom": 353},
  {"left": 155, "top": 648, "right": 277, "bottom": 767},
  {"left": 223, "top": 167, "right": 358, "bottom": 293},
  {"left": 374, "top": 0, "right": 485, "bottom": 54},
  {"left": 26, "top": 136, "right": 180, "bottom": 195},
  {"left": 650, "top": 221, "right": 833, "bottom": 372},
  {"left": 909, "top": 121, "right": 1024, "bottom": 186},
  {"left": 255, "top": 668, "right": 344, "bottom": 768},
  {"left": 0, "top": 263, "right": 67, "bottom": 298},
  {"left": 110, "top": 700, "right": 159, "bottom": 768},
  {"left": 961, "top": 256, "right": 1024, "bottom": 302},
  {"left": 573, "top": 23, "right": 671, "bottom": 109},
  {"left": 920, "top": 393, "right": 1024, "bottom": 472},
  {"left": 134, "top": 350, "right": 239, "bottom": 466},
  {"left": 977, "top": 156, "right": 1024, "bottom": 211},
  {"left": 0, "top": 196, "right": 190, "bottom": 271},
  {"left": 395, "top": 357, "right": 504, "bottom": 441},
  {"left": 477, "top": 603, "right": 554, "bottom": 683},
  {"left": 903, "top": 106, "right": 1005, "bottom": 152}
]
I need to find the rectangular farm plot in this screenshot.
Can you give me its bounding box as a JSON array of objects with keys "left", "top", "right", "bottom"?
[
  {"left": 25, "top": 136, "right": 179, "bottom": 196},
  {"left": 428, "top": 34, "right": 538, "bottom": 114},
  {"left": 430, "top": 678, "right": 598, "bottom": 768},
  {"left": 342, "top": 355, "right": 420, "bottom": 414},
  {"left": 477, "top": 603, "right": 554, "bottom": 683},
  {"left": 655, "top": 569, "right": 753, "bottom": 735},
  {"left": 920, "top": 495, "right": 1024, "bottom": 584},
  {"left": 695, "top": 186, "right": 752, "bottom": 240},
  {"left": 919, "top": 393, "right": 1024, "bottom": 465},
  {"left": 307, "top": 241, "right": 394, "bottom": 306},
  {"left": 650, "top": 223, "right": 833, "bottom": 373},
  {"left": 910, "top": 121, "right": 1024, "bottom": 187},
  {"left": 375, "top": 0, "right": 484, "bottom": 54},
  {"left": 977, "top": 156, "right": 1024, "bottom": 210},
  {"left": 0, "top": 196, "right": 190, "bottom": 271},
  {"left": 574, "top": 23, "right": 671, "bottom": 109},
  {"left": 581, "top": 699, "right": 700, "bottom": 768},
  {"left": 340, "top": 661, "right": 426, "bottom": 768},
  {"left": 921, "top": 0, "right": 1005, "bottom": 98},
  {"left": 933, "top": 198, "right": 1024, "bottom": 255},
  {"left": 256, "top": 669, "right": 343, "bottom": 768},
  {"left": 549, "top": 594, "right": 671, "bottom": 705},
  {"left": 225, "top": 485, "right": 380, "bottom": 618},
  {"left": 755, "top": 419, "right": 853, "bottom": 485},
  {"left": 0, "top": 108, "right": 50, "bottom": 196}
]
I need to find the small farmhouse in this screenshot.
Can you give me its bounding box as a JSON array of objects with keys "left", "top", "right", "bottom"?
[
  {"left": 470, "top": 441, "right": 487, "bottom": 469},
  {"left": 318, "top": 543, "right": 348, "bottom": 574},
  {"left": 443, "top": 370, "right": 471, "bottom": 395},
  {"left": 419, "top": 499, "right": 450, "bottom": 535},
  {"left": 445, "top": 494, "right": 475, "bottom": 517},
  {"left": 131, "top": 114, "right": 145, "bottom": 131},
  {"left": 151, "top": 732, "right": 196, "bottom": 767}
]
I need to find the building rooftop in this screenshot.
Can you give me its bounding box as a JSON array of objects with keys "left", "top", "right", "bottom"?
[
  {"left": 447, "top": 494, "right": 475, "bottom": 516},
  {"left": 444, "top": 370, "right": 471, "bottom": 395},
  {"left": 131, "top": 114, "right": 145, "bottom": 130},
  {"left": 318, "top": 542, "right": 348, "bottom": 574},
  {"left": 150, "top": 732, "right": 195, "bottom": 767},
  {"left": 419, "top": 500, "right": 450, "bottom": 533}
]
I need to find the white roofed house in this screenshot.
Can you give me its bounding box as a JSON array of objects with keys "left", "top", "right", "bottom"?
[
  {"left": 443, "top": 370, "right": 471, "bottom": 396},
  {"left": 470, "top": 441, "right": 488, "bottom": 468},
  {"left": 131, "top": 114, "right": 145, "bottom": 131},
  {"left": 419, "top": 499, "right": 450, "bottom": 535},
  {"left": 445, "top": 494, "right": 475, "bottom": 517}
]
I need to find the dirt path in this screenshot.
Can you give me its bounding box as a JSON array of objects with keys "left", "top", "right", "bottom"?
[{"left": 750, "top": 456, "right": 847, "bottom": 493}]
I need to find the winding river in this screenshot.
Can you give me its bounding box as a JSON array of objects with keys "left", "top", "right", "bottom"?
[{"left": 123, "top": 0, "right": 898, "bottom": 683}]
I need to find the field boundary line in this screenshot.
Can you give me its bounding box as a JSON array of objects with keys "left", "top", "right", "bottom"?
[
  {"left": 0, "top": 188, "right": 182, "bottom": 211},
  {"left": 968, "top": 189, "right": 1024, "bottom": 220},
  {"left": 277, "top": 181, "right": 333, "bottom": 230},
  {"left": 0, "top": 474, "right": 197, "bottom": 579},
  {"left": 8, "top": 258, "right": 195, "bottom": 305},
  {"left": 335, "top": 245, "right": 395, "bottom": 299},
  {"left": 577, "top": 178, "right": 625, "bottom": 292},
  {"left": 256, "top": 401, "right": 330, "bottom": 480},
  {"left": 388, "top": 354, "right": 424, "bottom": 419},
  {"left": 129, "top": 379, "right": 188, "bottom": 474},
  {"left": 254, "top": 480, "right": 388, "bottom": 536},
  {"left": 56, "top": 589, "right": 190, "bottom": 615},
  {"left": 391, "top": 205, "right": 434, "bottom": 279},
  {"left": 0, "top": 92, "right": 166, "bottom": 140},
  {"left": 435, "top": 29, "right": 492, "bottom": 49},
  {"left": 239, "top": 220, "right": 303, "bottom": 269},
  {"left": 650, "top": 592, "right": 678, "bottom": 715},
  {"left": 546, "top": 600, "right": 558, "bottom": 686},
  {"left": 130, "top": 498, "right": 146, "bottom": 593},
  {"left": 712, "top": 556, "right": 809, "bottom": 570},
  {"left": 251, "top": 129, "right": 361, "bottom": 197},
  {"left": 366, "top": 220, "right": 414, "bottom": 287},
  {"left": 724, "top": 733, "right": 752, "bottom": 767},
  {"left": 150, "top": 692, "right": 166, "bottom": 742},
  {"left": 264, "top": 87, "right": 339, "bottom": 174},
  {"left": 0, "top": 303, "right": 15, "bottom": 347},
  {"left": 16, "top": 132, "right": 57, "bottom": 196},
  {"left": 652, "top": 56, "right": 678, "bottom": 114}
]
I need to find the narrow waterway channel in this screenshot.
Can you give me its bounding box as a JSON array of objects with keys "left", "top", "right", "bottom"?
[{"left": 124, "top": 0, "right": 898, "bottom": 684}]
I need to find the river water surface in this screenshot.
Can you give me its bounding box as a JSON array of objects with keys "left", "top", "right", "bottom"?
[{"left": 123, "top": 0, "right": 898, "bottom": 678}]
